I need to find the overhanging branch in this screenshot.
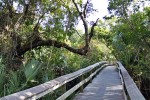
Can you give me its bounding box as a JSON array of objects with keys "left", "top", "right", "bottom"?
[
  {"left": 17, "top": 38, "right": 88, "bottom": 56},
  {"left": 15, "top": 0, "right": 98, "bottom": 57}
]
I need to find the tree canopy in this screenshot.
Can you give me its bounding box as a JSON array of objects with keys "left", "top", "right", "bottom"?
[
  {"left": 0, "top": 0, "right": 98, "bottom": 58},
  {"left": 0, "top": 0, "right": 150, "bottom": 99}
]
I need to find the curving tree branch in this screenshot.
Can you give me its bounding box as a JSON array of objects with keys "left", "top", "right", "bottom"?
[
  {"left": 14, "top": 0, "right": 99, "bottom": 57},
  {"left": 16, "top": 38, "right": 88, "bottom": 56}
]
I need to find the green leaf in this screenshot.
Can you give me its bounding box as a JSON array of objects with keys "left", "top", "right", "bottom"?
[{"left": 24, "top": 59, "right": 42, "bottom": 82}]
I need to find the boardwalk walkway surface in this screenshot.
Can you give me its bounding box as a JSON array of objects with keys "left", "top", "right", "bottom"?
[{"left": 74, "top": 66, "right": 125, "bottom": 100}]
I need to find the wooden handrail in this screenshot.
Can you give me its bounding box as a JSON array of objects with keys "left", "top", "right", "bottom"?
[
  {"left": 0, "top": 61, "right": 107, "bottom": 100},
  {"left": 117, "top": 62, "right": 146, "bottom": 100}
]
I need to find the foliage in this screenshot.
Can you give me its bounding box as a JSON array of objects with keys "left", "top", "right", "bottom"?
[
  {"left": 104, "top": 1, "right": 150, "bottom": 98},
  {"left": 0, "top": 56, "right": 5, "bottom": 96},
  {"left": 0, "top": 0, "right": 98, "bottom": 60},
  {"left": 0, "top": 56, "right": 43, "bottom": 97},
  {"left": 0, "top": 0, "right": 150, "bottom": 99},
  {"left": 0, "top": 0, "right": 101, "bottom": 97}
]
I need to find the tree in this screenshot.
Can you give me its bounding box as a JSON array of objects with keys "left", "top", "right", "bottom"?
[
  {"left": 105, "top": 0, "right": 150, "bottom": 98},
  {"left": 0, "top": 0, "right": 98, "bottom": 60}
]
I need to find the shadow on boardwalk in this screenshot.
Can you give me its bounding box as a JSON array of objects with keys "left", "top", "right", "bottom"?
[{"left": 74, "top": 66, "right": 125, "bottom": 100}]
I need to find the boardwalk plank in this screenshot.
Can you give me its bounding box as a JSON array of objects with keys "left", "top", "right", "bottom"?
[{"left": 74, "top": 66, "right": 125, "bottom": 100}]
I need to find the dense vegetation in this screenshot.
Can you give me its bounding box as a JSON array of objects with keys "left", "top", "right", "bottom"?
[{"left": 0, "top": 0, "right": 150, "bottom": 99}]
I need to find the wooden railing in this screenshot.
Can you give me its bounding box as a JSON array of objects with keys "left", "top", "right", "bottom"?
[
  {"left": 117, "top": 62, "right": 146, "bottom": 100},
  {"left": 0, "top": 61, "right": 107, "bottom": 100}
]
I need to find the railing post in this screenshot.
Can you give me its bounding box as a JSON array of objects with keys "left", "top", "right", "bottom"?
[
  {"left": 62, "top": 84, "right": 66, "bottom": 94},
  {"left": 89, "top": 70, "right": 92, "bottom": 83},
  {"left": 80, "top": 74, "right": 84, "bottom": 92}
]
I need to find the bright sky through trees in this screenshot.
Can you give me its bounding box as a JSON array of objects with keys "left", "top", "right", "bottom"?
[
  {"left": 77, "top": 0, "right": 109, "bottom": 30},
  {"left": 88, "top": 0, "right": 109, "bottom": 20}
]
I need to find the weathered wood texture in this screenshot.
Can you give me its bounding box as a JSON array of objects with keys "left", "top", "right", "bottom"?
[
  {"left": 56, "top": 64, "right": 109, "bottom": 100},
  {"left": 117, "top": 62, "right": 146, "bottom": 100},
  {"left": 0, "top": 61, "right": 107, "bottom": 100},
  {"left": 74, "top": 66, "right": 125, "bottom": 100}
]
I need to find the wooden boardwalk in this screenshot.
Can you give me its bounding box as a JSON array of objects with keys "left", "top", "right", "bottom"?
[
  {"left": 74, "top": 66, "right": 125, "bottom": 100},
  {"left": 0, "top": 62, "right": 145, "bottom": 100}
]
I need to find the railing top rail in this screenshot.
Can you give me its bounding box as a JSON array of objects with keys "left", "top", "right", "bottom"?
[
  {"left": 117, "top": 62, "right": 145, "bottom": 100},
  {"left": 0, "top": 61, "right": 107, "bottom": 100}
]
